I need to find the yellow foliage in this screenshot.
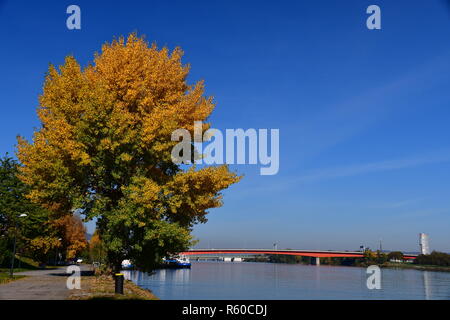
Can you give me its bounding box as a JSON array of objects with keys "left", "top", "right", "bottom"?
[
  {"left": 54, "top": 215, "right": 88, "bottom": 259},
  {"left": 16, "top": 34, "right": 225, "bottom": 209},
  {"left": 16, "top": 33, "right": 241, "bottom": 269}
]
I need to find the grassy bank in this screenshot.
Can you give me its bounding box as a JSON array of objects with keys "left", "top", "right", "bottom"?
[
  {"left": 245, "top": 257, "right": 450, "bottom": 273},
  {"left": 0, "top": 256, "right": 56, "bottom": 285},
  {"left": 0, "top": 255, "right": 56, "bottom": 271},
  {"left": 69, "top": 275, "right": 158, "bottom": 300},
  {"left": 0, "top": 273, "right": 26, "bottom": 284},
  {"left": 0, "top": 256, "right": 36, "bottom": 284},
  {"left": 381, "top": 262, "right": 450, "bottom": 272}
]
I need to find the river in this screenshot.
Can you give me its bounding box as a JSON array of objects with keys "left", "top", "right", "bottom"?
[{"left": 122, "top": 261, "right": 450, "bottom": 299}]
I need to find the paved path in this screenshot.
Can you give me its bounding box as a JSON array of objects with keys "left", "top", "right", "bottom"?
[{"left": 0, "top": 265, "right": 92, "bottom": 300}]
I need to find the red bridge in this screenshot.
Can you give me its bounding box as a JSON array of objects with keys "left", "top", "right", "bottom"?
[{"left": 181, "top": 248, "right": 418, "bottom": 265}]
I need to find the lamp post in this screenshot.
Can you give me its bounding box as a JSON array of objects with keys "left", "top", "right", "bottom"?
[
  {"left": 10, "top": 213, "right": 28, "bottom": 278},
  {"left": 55, "top": 238, "right": 62, "bottom": 265}
]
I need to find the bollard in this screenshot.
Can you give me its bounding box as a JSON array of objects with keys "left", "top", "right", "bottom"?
[{"left": 115, "top": 273, "right": 124, "bottom": 294}]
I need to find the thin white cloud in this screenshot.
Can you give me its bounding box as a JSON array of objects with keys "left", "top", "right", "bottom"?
[
  {"left": 227, "top": 150, "right": 450, "bottom": 200},
  {"left": 300, "top": 151, "right": 450, "bottom": 182}
]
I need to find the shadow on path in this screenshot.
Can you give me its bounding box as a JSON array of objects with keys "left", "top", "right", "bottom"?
[
  {"left": 49, "top": 270, "right": 94, "bottom": 277},
  {"left": 0, "top": 265, "right": 92, "bottom": 300}
]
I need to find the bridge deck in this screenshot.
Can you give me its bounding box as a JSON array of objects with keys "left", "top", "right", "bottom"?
[{"left": 181, "top": 249, "right": 418, "bottom": 259}]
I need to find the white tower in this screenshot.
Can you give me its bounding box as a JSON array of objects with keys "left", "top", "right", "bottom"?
[{"left": 419, "top": 233, "right": 430, "bottom": 255}]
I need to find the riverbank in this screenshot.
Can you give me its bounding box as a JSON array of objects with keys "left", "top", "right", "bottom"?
[
  {"left": 244, "top": 257, "right": 450, "bottom": 272},
  {"left": 0, "top": 256, "right": 55, "bottom": 285},
  {"left": 0, "top": 273, "right": 26, "bottom": 285},
  {"left": 381, "top": 262, "right": 450, "bottom": 273},
  {"left": 69, "top": 274, "right": 158, "bottom": 300}
]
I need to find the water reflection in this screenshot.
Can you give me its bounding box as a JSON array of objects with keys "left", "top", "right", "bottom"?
[
  {"left": 123, "top": 262, "right": 450, "bottom": 300},
  {"left": 423, "top": 271, "right": 432, "bottom": 300}
]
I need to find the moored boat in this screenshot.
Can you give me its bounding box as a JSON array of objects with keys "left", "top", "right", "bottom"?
[
  {"left": 121, "top": 259, "right": 134, "bottom": 269},
  {"left": 162, "top": 255, "right": 191, "bottom": 268}
]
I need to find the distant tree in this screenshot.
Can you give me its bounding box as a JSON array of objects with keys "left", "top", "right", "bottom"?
[
  {"left": 54, "top": 214, "right": 88, "bottom": 260},
  {"left": 89, "top": 231, "right": 106, "bottom": 264},
  {"left": 364, "top": 249, "right": 377, "bottom": 263},
  {"left": 376, "top": 250, "right": 388, "bottom": 264},
  {"left": 27, "top": 236, "right": 61, "bottom": 265},
  {"left": 387, "top": 251, "right": 404, "bottom": 261},
  {"left": 268, "top": 254, "right": 301, "bottom": 264},
  {"left": 0, "top": 190, "right": 9, "bottom": 265},
  {"left": 341, "top": 257, "right": 358, "bottom": 266},
  {"left": 415, "top": 251, "right": 450, "bottom": 267},
  {"left": 0, "top": 236, "right": 9, "bottom": 266}
]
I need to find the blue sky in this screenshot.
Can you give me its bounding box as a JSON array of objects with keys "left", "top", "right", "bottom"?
[{"left": 1, "top": 1, "right": 450, "bottom": 252}]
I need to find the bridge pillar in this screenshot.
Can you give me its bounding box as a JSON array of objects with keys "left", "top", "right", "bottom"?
[{"left": 311, "top": 257, "right": 320, "bottom": 266}]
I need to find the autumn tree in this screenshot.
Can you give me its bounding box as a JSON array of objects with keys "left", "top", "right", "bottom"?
[
  {"left": 54, "top": 214, "right": 88, "bottom": 260},
  {"left": 89, "top": 230, "right": 106, "bottom": 264},
  {"left": 17, "top": 33, "right": 241, "bottom": 272},
  {"left": 387, "top": 251, "right": 404, "bottom": 261},
  {"left": 363, "top": 249, "right": 377, "bottom": 265},
  {"left": 27, "top": 236, "right": 61, "bottom": 265}
]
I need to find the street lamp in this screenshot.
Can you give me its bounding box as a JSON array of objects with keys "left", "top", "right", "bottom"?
[
  {"left": 55, "top": 238, "right": 62, "bottom": 266},
  {"left": 10, "top": 213, "right": 28, "bottom": 278}
]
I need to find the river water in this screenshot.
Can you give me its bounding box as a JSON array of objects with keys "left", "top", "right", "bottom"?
[{"left": 122, "top": 261, "right": 450, "bottom": 300}]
